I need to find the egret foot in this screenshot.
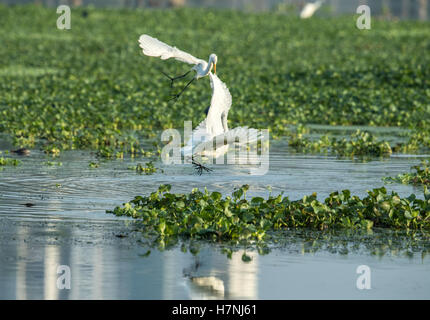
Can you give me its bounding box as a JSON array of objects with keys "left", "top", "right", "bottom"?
[
  {"left": 160, "top": 70, "right": 191, "bottom": 88},
  {"left": 192, "top": 156, "right": 213, "bottom": 176}
]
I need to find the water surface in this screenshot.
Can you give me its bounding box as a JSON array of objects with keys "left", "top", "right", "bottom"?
[{"left": 0, "top": 137, "right": 429, "bottom": 299}]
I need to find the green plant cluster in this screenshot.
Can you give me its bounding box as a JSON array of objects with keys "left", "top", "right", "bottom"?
[
  {"left": 0, "top": 157, "right": 20, "bottom": 166},
  {"left": 397, "top": 128, "right": 430, "bottom": 153},
  {"left": 128, "top": 161, "right": 161, "bottom": 175},
  {"left": 108, "top": 185, "right": 430, "bottom": 244},
  {"left": 1, "top": 6, "right": 429, "bottom": 156},
  {"left": 385, "top": 160, "right": 430, "bottom": 186},
  {"left": 289, "top": 129, "right": 392, "bottom": 158},
  {"left": 89, "top": 161, "right": 99, "bottom": 168}
]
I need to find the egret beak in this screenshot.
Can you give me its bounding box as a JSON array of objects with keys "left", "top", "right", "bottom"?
[{"left": 214, "top": 63, "right": 217, "bottom": 74}]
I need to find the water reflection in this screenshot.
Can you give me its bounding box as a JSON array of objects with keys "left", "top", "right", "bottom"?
[
  {"left": 1, "top": 138, "right": 430, "bottom": 299},
  {"left": 2, "top": 217, "right": 430, "bottom": 299},
  {"left": 15, "top": 227, "right": 28, "bottom": 300},
  {"left": 227, "top": 251, "right": 258, "bottom": 299},
  {"left": 43, "top": 246, "right": 59, "bottom": 299},
  {"left": 181, "top": 250, "right": 258, "bottom": 299}
]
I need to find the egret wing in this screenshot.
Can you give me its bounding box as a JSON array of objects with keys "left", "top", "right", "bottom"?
[
  {"left": 138, "top": 34, "right": 204, "bottom": 65},
  {"left": 181, "top": 118, "right": 211, "bottom": 157},
  {"left": 192, "top": 126, "right": 262, "bottom": 156}
]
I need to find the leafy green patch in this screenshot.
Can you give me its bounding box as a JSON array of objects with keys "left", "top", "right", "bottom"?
[
  {"left": 395, "top": 128, "right": 430, "bottom": 153},
  {"left": 128, "top": 161, "right": 162, "bottom": 175},
  {"left": 0, "top": 157, "right": 20, "bottom": 166},
  {"left": 289, "top": 129, "right": 392, "bottom": 158},
  {"left": 89, "top": 161, "right": 99, "bottom": 168},
  {"left": 384, "top": 160, "right": 430, "bottom": 186},
  {"left": 108, "top": 185, "right": 430, "bottom": 247},
  {"left": 0, "top": 6, "right": 429, "bottom": 155}
]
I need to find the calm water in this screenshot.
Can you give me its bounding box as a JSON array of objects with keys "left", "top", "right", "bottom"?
[{"left": 0, "top": 135, "right": 429, "bottom": 299}]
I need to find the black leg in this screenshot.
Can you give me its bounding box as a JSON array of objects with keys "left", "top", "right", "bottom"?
[
  {"left": 170, "top": 77, "right": 195, "bottom": 102},
  {"left": 191, "top": 156, "right": 213, "bottom": 176},
  {"left": 161, "top": 70, "right": 191, "bottom": 88}
]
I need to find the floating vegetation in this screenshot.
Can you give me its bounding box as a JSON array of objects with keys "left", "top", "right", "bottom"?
[
  {"left": 0, "top": 6, "right": 429, "bottom": 155},
  {"left": 43, "top": 146, "right": 60, "bottom": 157},
  {"left": 96, "top": 147, "right": 124, "bottom": 160},
  {"left": 128, "top": 161, "right": 162, "bottom": 175},
  {"left": 384, "top": 160, "right": 430, "bottom": 186},
  {"left": 395, "top": 128, "right": 430, "bottom": 153},
  {"left": 108, "top": 185, "right": 430, "bottom": 247},
  {"left": 89, "top": 161, "right": 100, "bottom": 168},
  {"left": 43, "top": 161, "right": 63, "bottom": 166},
  {"left": 289, "top": 129, "right": 392, "bottom": 158},
  {"left": 0, "top": 157, "right": 20, "bottom": 166}
]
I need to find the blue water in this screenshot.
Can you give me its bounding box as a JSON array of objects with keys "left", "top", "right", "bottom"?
[{"left": 0, "top": 138, "right": 429, "bottom": 299}]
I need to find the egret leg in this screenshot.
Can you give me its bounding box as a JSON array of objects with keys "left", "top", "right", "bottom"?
[
  {"left": 161, "top": 70, "right": 191, "bottom": 88},
  {"left": 170, "top": 77, "right": 195, "bottom": 102},
  {"left": 191, "top": 156, "right": 213, "bottom": 176}
]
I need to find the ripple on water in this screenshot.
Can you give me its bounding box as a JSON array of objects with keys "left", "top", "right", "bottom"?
[
  {"left": 0, "top": 142, "right": 425, "bottom": 220},
  {"left": 0, "top": 139, "right": 429, "bottom": 299}
]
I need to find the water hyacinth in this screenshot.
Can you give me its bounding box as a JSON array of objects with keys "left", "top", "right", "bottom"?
[
  {"left": 128, "top": 161, "right": 161, "bottom": 175},
  {"left": 385, "top": 160, "right": 430, "bottom": 186},
  {"left": 0, "top": 157, "right": 20, "bottom": 166},
  {"left": 288, "top": 129, "right": 392, "bottom": 158},
  {"left": 108, "top": 185, "right": 430, "bottom": 244},
  {"left": 89, "top": 161, "right": 99, "bottom": 168},
  {"left": 1, "top": 6, "right": 429, "bottom": 156}
]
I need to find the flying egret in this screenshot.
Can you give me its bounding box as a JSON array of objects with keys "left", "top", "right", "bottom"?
[
  {"left": 138, "top": 34, "right": 218, "bottom": 101},
  {"left": 300, "top": 0, "right": 325, "bottom": 19},
  {"left": 181, "top": 72, "right": 261, "bottom": 171}
]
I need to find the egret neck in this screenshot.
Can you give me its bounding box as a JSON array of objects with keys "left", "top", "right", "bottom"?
[{"left": 205, "top": 54, "right": 217, "bottom": 76}]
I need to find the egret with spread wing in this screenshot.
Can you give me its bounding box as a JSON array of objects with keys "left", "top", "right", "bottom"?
[
  {"left": 138, "top": 34, "right": 217, "bottom": 101},
  {"left": 181, "top": 72, "right": 261, "bottom": 173}
]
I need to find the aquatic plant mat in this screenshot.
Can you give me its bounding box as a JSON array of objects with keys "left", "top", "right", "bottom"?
[
  {"left": 385, "top": 160, "right": 430, "bottom": 186},
  {"left": 0, "top": 5, "right": 429, "bottom": 157},
  {"left": 108, "top": 185, "right": 430, "bottom": 254}
]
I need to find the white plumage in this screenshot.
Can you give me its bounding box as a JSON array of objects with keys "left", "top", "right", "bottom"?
[
  {"left": 138, "top": 34, "right": 261, "bottom": 163},
  {"left": 300, "top": 0, "right": 324, "bottom": 19},
  {"left": 181, "top": 73, "right": 261, "bottom": 159}
]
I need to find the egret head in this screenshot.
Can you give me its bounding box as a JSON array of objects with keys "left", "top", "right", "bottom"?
[{"left": 209, "top": 54, "right": 218, "bottom": 74}]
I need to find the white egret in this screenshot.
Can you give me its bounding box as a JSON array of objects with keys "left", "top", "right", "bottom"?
[
  {"left": 181, "top": 72, "right": 261, "bottom": 169},
  {"left": 300, "top": 0, "right": 325, "bottom": 19},
  {"left": 138, "top": 34, "right": 218, "bottom": 100}
]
